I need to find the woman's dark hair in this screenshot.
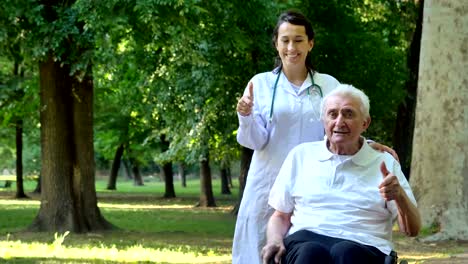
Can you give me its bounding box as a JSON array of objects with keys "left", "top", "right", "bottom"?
[{"left": 272, "top": 10, "right": 315, "bottom": 73}]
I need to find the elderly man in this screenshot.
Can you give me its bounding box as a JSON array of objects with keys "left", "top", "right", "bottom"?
[{"left": 261, "top": 84, "right": 421, "bottom": 264}]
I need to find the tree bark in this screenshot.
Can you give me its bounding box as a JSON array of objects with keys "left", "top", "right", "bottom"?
[
  {"left": 392, "top": 0, "right": 424, "bottom": 178},
  {"left": 232, "top": 147, "right": 253, "bottom": 215},
  {"left": 411, "top": 0, "right": 468, "bottom": 241},
  {"left": 199, "top": 154, "right": 216, "bottom": 207},
  {"left": 107, "top": 144, "right": 124, "bottom": 190},
  {"left": 30, "top": 53, "right": 112, "bottom": 232}
]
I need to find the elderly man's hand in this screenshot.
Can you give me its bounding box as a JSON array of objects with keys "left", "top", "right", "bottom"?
[
  {"left": 261, "top": 240, "right": 286, "bottom": 264},
  {"left": 379, "top": 162, "right": 403, "bottom": 201}
]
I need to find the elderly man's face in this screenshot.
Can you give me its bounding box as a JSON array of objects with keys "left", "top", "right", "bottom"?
[{"left": 323, "top": 94, "right": 370, "bottom": 146}]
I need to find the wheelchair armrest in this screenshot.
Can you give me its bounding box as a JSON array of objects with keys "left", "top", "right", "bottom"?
[{"left": 384, "top": 250, "right": 398, "bottom": 264}]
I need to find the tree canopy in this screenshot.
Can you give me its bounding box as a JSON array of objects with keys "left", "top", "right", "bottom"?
[{"left": 1, "top": 0, "right": 417, "bottom": 205}]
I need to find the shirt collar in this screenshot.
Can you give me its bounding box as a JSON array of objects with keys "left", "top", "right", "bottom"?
[
  {"left": 317, "top": 137, "right": 377, "bottom": 166},
  {"left": 275, "top": 69, "right": 317, "bottom": 95}
]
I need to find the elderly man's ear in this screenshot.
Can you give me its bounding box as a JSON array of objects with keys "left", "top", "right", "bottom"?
[{"left": 363, "top": 117, "right": 371, "bottom": 131}]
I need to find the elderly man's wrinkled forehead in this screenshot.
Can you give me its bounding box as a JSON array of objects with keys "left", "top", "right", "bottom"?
[{"left": 320, "top": 84, "right": 370, "bottom": 119}]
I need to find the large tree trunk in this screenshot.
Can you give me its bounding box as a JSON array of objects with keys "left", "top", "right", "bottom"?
[
  {"left": 411, "top": 0, "right": 468, "bottom": 241},
  {"left": 392, "top": 0, "right": 424, "bottom": 178},
  {"left": 107, "top": 144, "right": 124, "bottom": 190},
  {"left": 199, "top": 154, "right": 216, "bottom": 207},
  {"left": 160, "top": 134, "right": 175, "bottom": 198},
  {"left": 29, "top": 53, "right": 112, "bottom": 232},
  {"left": 232, "top": 147, "right": 253, "bottom": 215}
]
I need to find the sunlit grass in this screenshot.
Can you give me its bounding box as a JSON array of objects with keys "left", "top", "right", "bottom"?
[
  {"left": 1, "top": 177, "right": 467, "bottom": 263},
  {"left": 0, "top": 178, "right": 236, "bottom": 263},
  {"left": 0, "top": 238, "right": 231, "bottom": 263}
]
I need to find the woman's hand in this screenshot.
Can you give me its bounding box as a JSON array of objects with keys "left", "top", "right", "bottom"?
[
  {"left": 369, "top": 142, "right": 399, "bottom": 162},
  {"left": 237, "top": 82, "right": 254, "bottom": 116}
]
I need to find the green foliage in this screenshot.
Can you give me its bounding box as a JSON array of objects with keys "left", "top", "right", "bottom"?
[
  {"left": 292, "top": 0, "right": 417, "bottom": 145},
  {"left": 0, "top": 0, "right": 418, "bottom": 175}
]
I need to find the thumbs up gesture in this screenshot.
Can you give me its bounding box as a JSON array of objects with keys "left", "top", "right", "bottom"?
[
  {"left": 378, "top": 162, "right": 402, "bottom": 201},
  {"left": 237, "top": 82, "right": 254, "bottom": 116}
]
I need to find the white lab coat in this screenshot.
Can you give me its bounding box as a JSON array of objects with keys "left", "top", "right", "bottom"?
[{"left": 232, "top": 69, "right": 340, "bottom": 264}]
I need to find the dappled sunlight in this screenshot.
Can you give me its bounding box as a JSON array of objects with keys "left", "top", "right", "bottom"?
[
  {"left": 0, "top": 198, "right": 233, "bottom": 212},
  {"left": 98, "top": 202, "right": 233, "bottom": 211},
  {"left": 0, "top": 240, "right": 231, "bottom": 263},
  {"left": 0, "top": 199, "right": 40, "bottom": 206},
  {"left": 399, "top": 252, "right": 450, "bottom": 263}
]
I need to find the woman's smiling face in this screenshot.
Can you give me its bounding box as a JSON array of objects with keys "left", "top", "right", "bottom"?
[{"left": 275, "top": 22, "right": 314, "bottom": 69}]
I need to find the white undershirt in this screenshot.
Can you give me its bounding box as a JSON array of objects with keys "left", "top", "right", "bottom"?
[{"left": 290, "top": 82, "right": 301, "bottom": 95}]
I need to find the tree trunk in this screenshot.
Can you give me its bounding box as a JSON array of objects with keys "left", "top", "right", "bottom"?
[
  {"left": 411, "top": 0, "right": 468, "bottom": 241},
  {"left": 107, "top": 144, "right": 124, "bottom": 190},
  {"left": 392, "top": 0, "right": 424, "bottom": 178},
  {"left": 33, "top": 174, "right": 41, "bottom": 194},
  {"left": 178, "top": 162, "right": 187, "bottom": 187},
  {"left": 122, "top": 159, "right": 133, "bottom": 180},
  {"left": 220, "top": 167, "right": 231, "bottom": 195},
  {"left": 15, "top": 119, "right": 27, "bottom": 198},
  {"left": 160, "top": 134, "right": 175, "bottom": 198},
  {"left": 29, "top": 52, "right": 112, "bottom": 232},
  {"left": 232, "top": 147, "right": 253, "bottom": 215},
  {"left": 227, "top": 167, "right": 233, "bottom": 188},
  {"left": 12, "top": 59, "right": 27, "bottom": 198},
  {"left": 199, "top": 154, "right": 216, "bottom": 207},
  {"left": 131, "top": 159, "right": 144, "bottom": 186},
  {"left": 162, "top": 162, "right": 175, "bottom": 198}
]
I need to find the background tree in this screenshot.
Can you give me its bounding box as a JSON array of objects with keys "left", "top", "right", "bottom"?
[
  {"left": 411, "top": 0, "right": 468, "bottom": 241},
  {"left": 0, "top": 1, "right": 41, "bottom": 197},
  {"left": 29, "top": 0, "right": 112, "bottom": 232},
  {"left": 393, "top": 0, "right": 424, "bottom": 177}
]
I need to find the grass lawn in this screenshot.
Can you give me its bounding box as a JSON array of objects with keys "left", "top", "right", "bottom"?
[
  {"left": 0, "top": 177, "right": 237, "bottom": 263},
  {"left": 0, "top": 176, "right": 467, "bottom": 263}
]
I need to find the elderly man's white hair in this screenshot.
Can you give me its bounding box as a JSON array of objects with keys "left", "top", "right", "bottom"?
[{"left": 320, "top": 84, "right": 370, "bottom": 119}]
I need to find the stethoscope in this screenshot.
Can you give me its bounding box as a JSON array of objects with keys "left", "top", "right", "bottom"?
[{"left": 269, "top": 68, "right": 323, "bottom": 123}]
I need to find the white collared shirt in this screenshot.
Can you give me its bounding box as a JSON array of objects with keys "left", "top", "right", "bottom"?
[{"left": 269, "top": 139, "right": 417, "bottom": 255}]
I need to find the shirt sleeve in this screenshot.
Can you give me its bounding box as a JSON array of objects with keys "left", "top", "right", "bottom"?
[
  {"left": 236, "top": 78, "right": 269, "bottom": 150},
  {"left": 268, "top": 148, "right": 296, "bottom": 213}
]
